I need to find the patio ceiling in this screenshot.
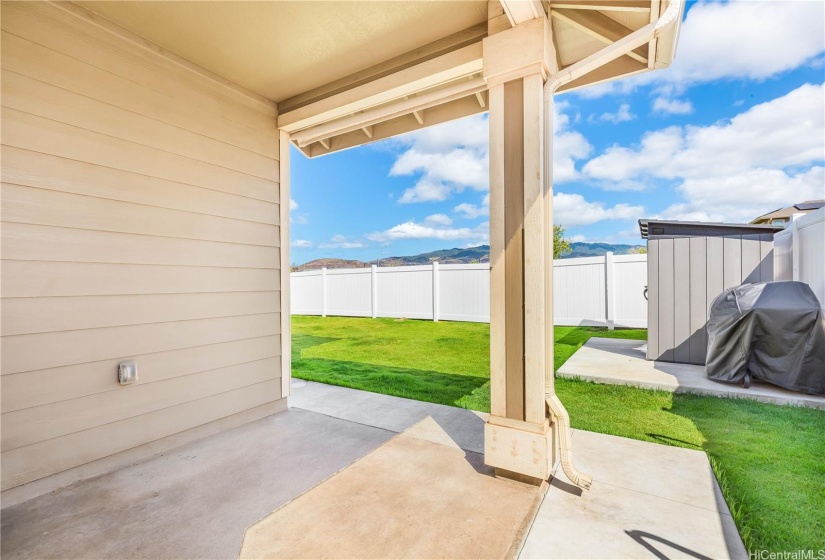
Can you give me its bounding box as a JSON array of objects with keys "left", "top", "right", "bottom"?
[
  {"left": 76, "top": 0, "right": 681, "bottom": 156},
  {"left": 75, "top": 1, "right": 489, "bottom": 103}
]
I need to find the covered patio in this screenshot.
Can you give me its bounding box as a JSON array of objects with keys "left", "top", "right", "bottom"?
[
  {"left": 2, "top": 0, "right": 688, "bottom": 557},
  {"left": 2, "top": 381, "right": 745, "bottom": 559}
]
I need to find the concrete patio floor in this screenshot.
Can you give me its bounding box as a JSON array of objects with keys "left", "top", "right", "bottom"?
[
  {"left": 1, "top": 380, "right": 747, "bottom": 559},
  {"left": 559, "top": 337, "right": 825, "bottom": 410}
]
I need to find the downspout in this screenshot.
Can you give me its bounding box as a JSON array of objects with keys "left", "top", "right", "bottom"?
[{"left": 542, "top": 0, "right": 682, "bottom": 490}]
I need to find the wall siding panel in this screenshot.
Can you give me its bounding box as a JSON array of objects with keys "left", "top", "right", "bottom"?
[
  {"left": 672, "top": 238, "right": 691, "bottom": 364},
  {"left": 654, "top": 240, "right": 674, "bottom": 361},
  {"left": 0, "top": 2, "right": 283, "bottom": 493},
  {"left": 688, "top": 237, "right": 707, "bottom": 365},
  {"left": 1, "top": 147, "right": 279, "bottom": 225}
]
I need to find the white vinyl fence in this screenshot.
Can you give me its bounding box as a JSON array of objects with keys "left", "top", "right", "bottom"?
[
  {"left": 292, "top": 253, "right": 648, "bottom": 328},
  {"left": 774, "top": 207, "right": 825, "bottom": 311}
]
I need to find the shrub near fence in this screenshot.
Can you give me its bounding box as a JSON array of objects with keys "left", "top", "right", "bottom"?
[{"left": 291, "top": 253, "right": 648, "bottom": 328}]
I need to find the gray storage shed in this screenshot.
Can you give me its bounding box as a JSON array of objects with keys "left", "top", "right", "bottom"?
[{"left": 639, "top": 220, "right": 785, "bottom": 365}]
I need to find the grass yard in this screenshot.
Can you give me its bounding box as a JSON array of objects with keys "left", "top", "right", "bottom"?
[{"left": 292, "top": 315, "right": 825, "bottom": 554}]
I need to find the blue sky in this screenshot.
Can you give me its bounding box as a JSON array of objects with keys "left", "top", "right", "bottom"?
[{"left": 289, "top": 0, "right": 825, "bottom": 265}]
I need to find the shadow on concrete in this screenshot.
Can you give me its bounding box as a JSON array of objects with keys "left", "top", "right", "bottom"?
[
  {"left": 625, "top": 530, "right": 713, "bottom": 560},
  {"left": 549, "top": 476, "right": 583, "bottom": 497},
  {"left": 461, "top": 450, "right": 495, "bottom": 476}
]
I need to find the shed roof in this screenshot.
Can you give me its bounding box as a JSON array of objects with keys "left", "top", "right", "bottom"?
[
  {"left": 750, "top": 200, "right": 825, "bottom": 224},
  {"left": 638, "top": 219, "right": 785, "bottom": 239}
]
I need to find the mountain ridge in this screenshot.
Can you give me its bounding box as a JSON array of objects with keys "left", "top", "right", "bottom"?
[{"left": 293, "top": 242, "right": 644, "bottom": 271}]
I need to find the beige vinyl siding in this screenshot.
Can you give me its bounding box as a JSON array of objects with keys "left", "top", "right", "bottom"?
[{"left": 1, "top": 2, "right": 284, "bottom": 492}]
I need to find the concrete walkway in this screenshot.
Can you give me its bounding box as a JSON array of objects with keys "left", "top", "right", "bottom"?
[
  {"left": 521, "top": 430, "right": 745, "bottom": 559},
  {"left": 296, "top": 381, "right": 746, "bottom": 560},
  {"left": 558, "top": 337, "right": 825, "bottom": 410},
  {"left": 1, "top": 380, "right": 747, "bottom": 559},
  {"left": 240, "top": 416, "right": 542, "bottom": 559},
  {"left": 0, "top": 406, "right": 395, "bottom": 559}
]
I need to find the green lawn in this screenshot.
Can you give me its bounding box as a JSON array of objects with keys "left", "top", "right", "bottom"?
[{"left": 292, "top": 315, "right": 825, "bottom": 553}]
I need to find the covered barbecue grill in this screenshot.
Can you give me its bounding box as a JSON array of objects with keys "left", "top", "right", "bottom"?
[{"left": 706, "top": 282, "right": 825, "bottom": 395}]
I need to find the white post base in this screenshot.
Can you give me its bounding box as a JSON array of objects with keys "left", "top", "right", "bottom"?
[{"left": 484, "top": 416, "right": 556, "bottom": 482}]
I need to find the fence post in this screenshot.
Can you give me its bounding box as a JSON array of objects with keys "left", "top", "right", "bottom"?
[
  {"left": 321, "top": 267, "right": 328, "bottom": 317},
  {"left": 432, "top": 261, "right": 440, "bottom": 322},
  {"left": 371, "top": 264, "right": 378, "bottom": 318},
  {"left": 605, "top": 252, "right": 615, "bottom": 330}
]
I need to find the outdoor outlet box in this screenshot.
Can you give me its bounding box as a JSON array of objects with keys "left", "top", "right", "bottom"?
[{"left": 118, "top": 361, "right": 138, "bottom": 385}]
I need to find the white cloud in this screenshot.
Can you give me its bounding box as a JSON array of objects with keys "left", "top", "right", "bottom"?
[
  {"left": 663, "top": 0, "right": 825, "bottom": 86},
  {"left": 291, "top": 239, "right": 312, "bottom": 248},
  {"left": 424, "top": 213, "right": 453, "bottom": 226},
  {"left": 454, "top": 202, "right": 489, "bottom": 219},
  {"left": 660, "top": 167, "right": 825, "bottom": 223},
  {"left": 553, "top": 192, "right": 644, "bottom": 227},
  {"left": 582, "top": 83, "right": 825, "bottom": 222},
  {"left": 391, "top": 115, "right": 489, "bottom": 203},
  {"left": 367, "top": 221, "right": 488, "bottom": 243},
  {"left": 599, "top": 180, "right": 648, "bottom": 192},
  {"left": 318, "top": 234, "right": 366, "bottom": 249},
  {"left": 454, "top": 193, "right": 490, "bottom": 219},
  {"left": 652, "top": 97, "right": 694, "bottom": 115},
  {"left": 596, "top": 103, "right": 636, "bottom": 123},
  {"left": 571, "top": 1, "right": 825, "bottom": 98},
  {"left": 289, "top": 198, "right": 309, "bottom": 224},
  {"left": 553, "top": 101, "right": 593, "bottom": 182},
  {"left": 390, "top": 104, "right": 591, "bottom": 204}
]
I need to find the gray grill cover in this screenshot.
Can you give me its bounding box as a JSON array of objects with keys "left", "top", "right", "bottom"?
[{"left": 706, "top": 282, "right": 825, "bottom": 395}]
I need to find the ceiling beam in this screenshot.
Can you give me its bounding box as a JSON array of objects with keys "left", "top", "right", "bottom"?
[
  {"left": 293, "top": 77, "right": 487, "bottom": 147},
  {"left": 278, "top": 43, "right": 483, "bottom": 133},
  {"left": 647, "top": 0, "right": 660, "bottom": 68},
  {"left": 556, "top": 56, "right": 647, "bottom": 93},
  {"left": 302, "top": 95, "right": 486, "bottom": 157},
  {"left": 551, "top": 8, "right": 648, "bottom": 64},
  {"left": 550, "top": 1, "right": 650, "bottom": 12},
  {"left": 362, "top": 126, "right": 373, "bottom": 138},
  {"left": 277, "top": 22, "right": 487, "bottom": 113},
  {"left": 500, "top": 0, "right": 546, "bottom": 25}
]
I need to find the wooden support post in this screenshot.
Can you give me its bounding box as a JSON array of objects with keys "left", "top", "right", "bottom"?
[{"left": 483, "top": 15, "right": 556, "bottom": 482}]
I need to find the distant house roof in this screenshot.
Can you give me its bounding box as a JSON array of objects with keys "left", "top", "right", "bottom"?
[
  {"left": 750, "top": 200, "right": 825, "bottom": 224},
  {"left": 638, "top": 219, "right": 784, "bottom": 239}
]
